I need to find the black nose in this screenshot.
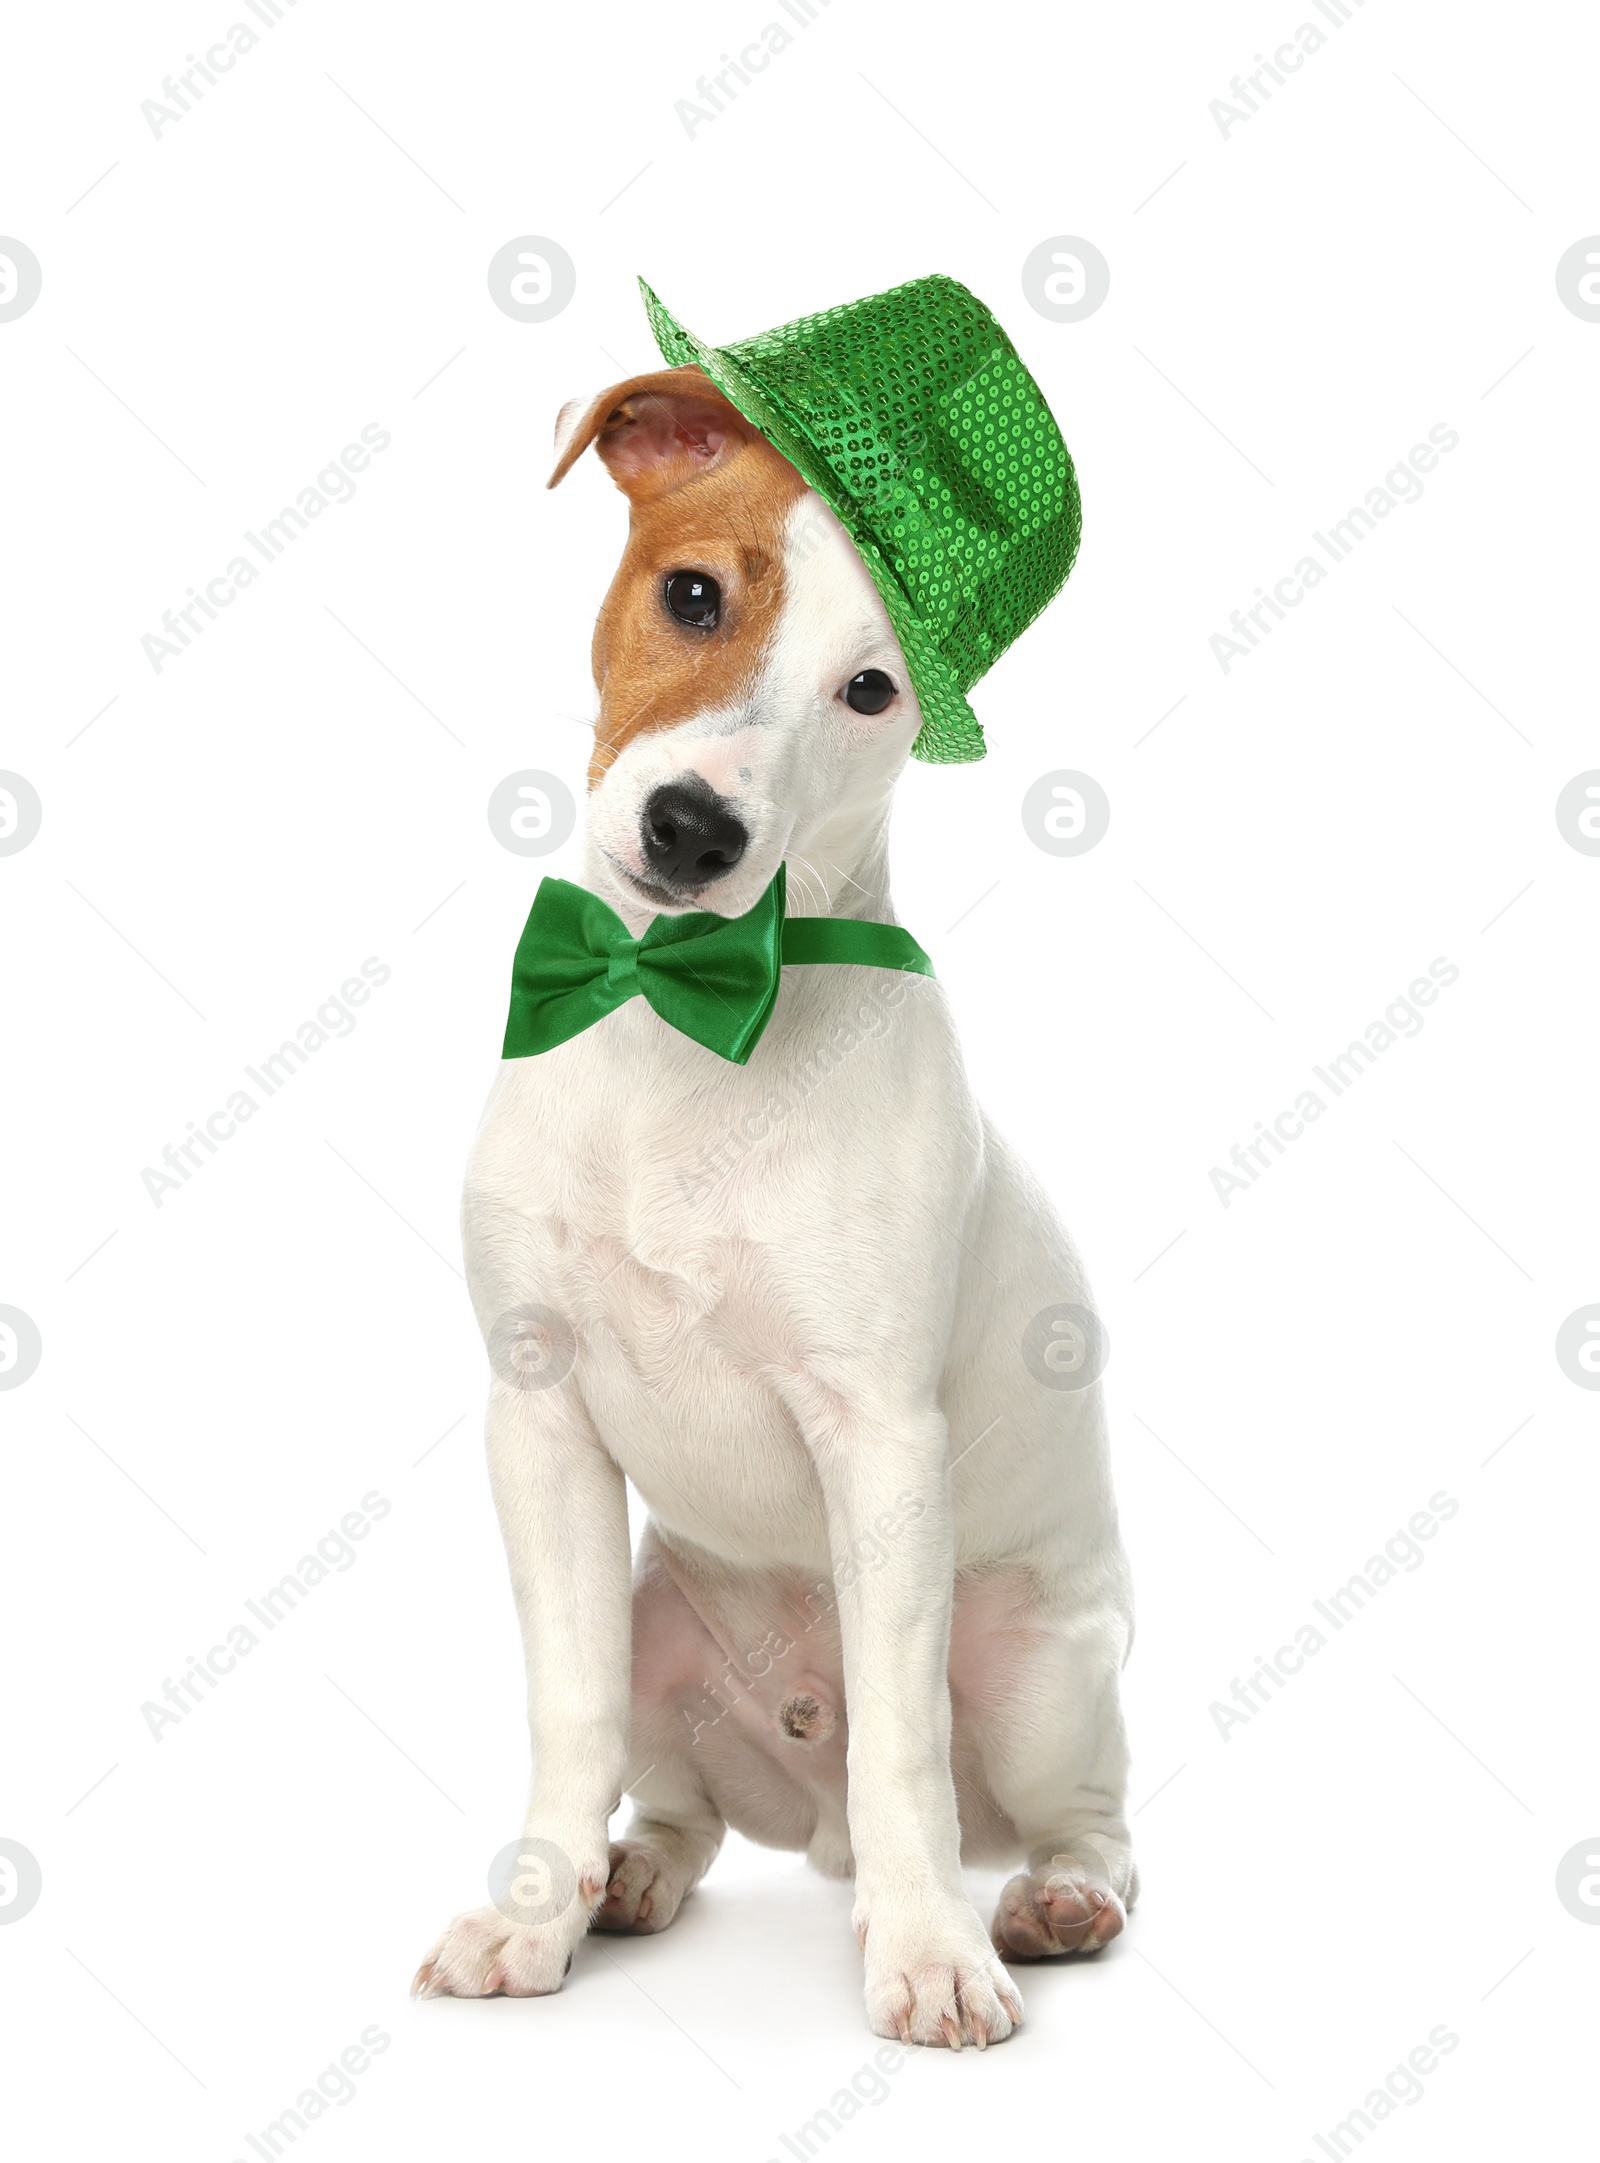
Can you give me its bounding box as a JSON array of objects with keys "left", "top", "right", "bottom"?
[{"left": 640, "top": 779, "right": 748, "bottom": 889}]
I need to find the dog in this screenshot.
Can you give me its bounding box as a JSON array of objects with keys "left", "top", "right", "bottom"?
[{"left": 413, "top": 351, "right": 1136, "bottom": 2048}]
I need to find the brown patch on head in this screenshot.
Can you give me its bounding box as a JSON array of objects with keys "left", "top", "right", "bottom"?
[{"left": 547, "top": 367, "right": 808, "bottom": 787}]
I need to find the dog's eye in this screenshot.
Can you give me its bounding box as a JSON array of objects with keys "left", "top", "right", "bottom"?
[
  {"left": 664, "top": 571, "right": 720, "bottom": 628},
  {"left": 843, "top": 669, "right": 896, "bottom": 714}
]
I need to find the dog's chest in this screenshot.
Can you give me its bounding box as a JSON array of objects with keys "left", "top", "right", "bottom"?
[
  {"left": 559, "top": 1168, "right": 814, "bottom": 1416},
  {"left": 471, "top": 970, "right": 923, "bottom": 1295},
  {"left": 466, "top": 964, "right": 970, "bottom": 1558},
  {"left": 467, "top": 1009, "right": 862, "bottom": 1519},
  {"left": 579, "top": 1182, "right": 834, "bottom": 1557}
]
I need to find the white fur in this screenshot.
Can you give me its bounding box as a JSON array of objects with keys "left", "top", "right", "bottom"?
[{"left": 416, "top": 492, "right": 1136, "bottom": 2047}]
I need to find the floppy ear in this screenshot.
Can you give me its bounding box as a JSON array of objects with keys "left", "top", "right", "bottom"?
[{"left": 547, "top": 365, "right": 758, "bottom": 501}]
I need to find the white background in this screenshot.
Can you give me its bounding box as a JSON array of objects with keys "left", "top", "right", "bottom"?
[{"left": 2, "top": 0, "right": 1597, "bottom": 2155}]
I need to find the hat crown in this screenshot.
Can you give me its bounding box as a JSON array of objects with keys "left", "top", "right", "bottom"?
[{"left": 640, "top": 275, "right": 1081, "bottom": 764}]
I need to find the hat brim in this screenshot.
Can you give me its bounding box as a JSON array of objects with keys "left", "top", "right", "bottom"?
[{"left": 639, "top": 279, "right": 986, "bottom": 765}]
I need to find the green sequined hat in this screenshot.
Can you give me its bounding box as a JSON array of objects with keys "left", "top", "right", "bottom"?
[{"left": 639, "top": 274, "right": 1081, "bottom": 765}]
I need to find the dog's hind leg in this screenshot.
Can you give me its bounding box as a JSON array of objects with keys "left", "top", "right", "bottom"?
[
  {"left": 954, "top": 1584, "right": 1138, "bottom": 1960},
  {"left": 594, "top": 1802, "right": 724, "bottom": 1935},
  {"left": 593, "top": 1540, "right": 726, "bottom": 1936}
]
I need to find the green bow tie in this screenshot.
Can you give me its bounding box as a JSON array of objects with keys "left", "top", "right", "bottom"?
[{"left": 502, "top": 863, "right": 934, "bottom": 1065}]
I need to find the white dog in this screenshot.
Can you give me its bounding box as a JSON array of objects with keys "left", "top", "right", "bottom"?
[{"left": 414, "top": 358, "right": 1136, "bottom": 2048}]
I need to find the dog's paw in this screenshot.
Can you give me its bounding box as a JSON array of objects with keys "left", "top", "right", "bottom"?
[
  {"left": 991, "top": 1858, "right": 1127, "bottom": 1960},
  {"left": 857, "top": 1903, "right": 1024, "bottom": 2049},
  {"left": 591, "top": 1839, "right": 692, "bottom": 1936},
  {"left": 412, "top": 1888, "right": 598, "bottom": 2001}
]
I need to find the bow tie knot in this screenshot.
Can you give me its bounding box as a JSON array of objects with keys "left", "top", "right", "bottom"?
[{"left": 604, "top": 936, "right": 641, "bottom": 998}]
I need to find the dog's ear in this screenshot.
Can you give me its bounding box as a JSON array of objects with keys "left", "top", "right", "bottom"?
[{"left": 547, "top": 366, "right": 759, "bottom": 501}]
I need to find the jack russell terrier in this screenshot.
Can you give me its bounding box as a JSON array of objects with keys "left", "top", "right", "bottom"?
[{"left": 414, "top": 276, "right": 1136, "bottom": 2048}]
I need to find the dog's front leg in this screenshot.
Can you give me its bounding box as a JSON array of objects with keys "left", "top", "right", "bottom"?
[
  {"left": 810, "top": 1390, "right": 1023, "bottom": 2048},
  {"left": 414, "top": 1382, "right": 631, "bottom": 1999}
]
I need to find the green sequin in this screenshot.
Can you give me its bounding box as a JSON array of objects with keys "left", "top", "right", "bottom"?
[{"left": 639, "top": 274, "right": 1081, "bottom": 764}]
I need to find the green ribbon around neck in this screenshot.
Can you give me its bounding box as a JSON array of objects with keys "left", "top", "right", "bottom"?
[{"left": 502, "top": 862, "right": 933, "bottom": 1066}]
